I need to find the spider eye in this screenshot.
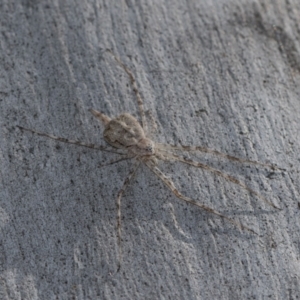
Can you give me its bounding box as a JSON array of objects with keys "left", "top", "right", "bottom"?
[{"left": 145, "top": 144, "right": 155, "bottom": 154}]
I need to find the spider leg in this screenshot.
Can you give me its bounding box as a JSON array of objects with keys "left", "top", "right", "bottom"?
[
  {"left": 146, "top": 109, "right": 158, "bottom": 136},
  {"left": 144, "top": 160, "right": 257, "bottom": 234},
  {"left": 17, "top": 126, "right": 126, "bottom": 155},
  {"left": 163, "top": 152, "right": 280, "bottom": 209},
  {"left": 156, "top": 143, "right": 281, "bottom": 170},
  {"left": 107, "top": 50, "right": 148, "bottom": 133},
  {"left": 90, "top": 109, "right": 111, "bottom": 125},
  {"left": 116, "top": 159, "right": 141, "bottom": 272},
  {"left": 98, "top": 156, "right": 133, "bottom": 168}
]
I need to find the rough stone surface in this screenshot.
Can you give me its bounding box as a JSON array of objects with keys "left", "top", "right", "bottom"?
[{"left": 1, "top": 0, "right": 300, "bottom": 299}]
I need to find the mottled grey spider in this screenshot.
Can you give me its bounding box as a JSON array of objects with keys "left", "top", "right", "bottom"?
[{"left": 18, "top": 51, "right": 280, "bottom": 271}]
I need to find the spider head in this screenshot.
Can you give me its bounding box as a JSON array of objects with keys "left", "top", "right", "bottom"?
[{"left": 129, "top": 138, "right": 155, "bottom": 156}]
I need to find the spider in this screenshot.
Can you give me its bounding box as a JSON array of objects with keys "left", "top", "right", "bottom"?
[{"left": 18, "top": 51, "right": 280, "bottom": 271}]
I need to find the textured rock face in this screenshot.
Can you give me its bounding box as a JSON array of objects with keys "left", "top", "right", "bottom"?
[{"left": 1, "top": 1, "right": 300, "bottom": 299}]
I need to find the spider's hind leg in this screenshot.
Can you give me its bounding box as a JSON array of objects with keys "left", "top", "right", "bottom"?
[
  {"left": 106, "top": 50, "right": 148, "bottom": 133},
  {"left": 17, "top": 126, "right": 125, "bottom": 154}
]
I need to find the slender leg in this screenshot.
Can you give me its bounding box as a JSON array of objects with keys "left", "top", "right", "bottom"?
[
  {"left": 163, "top": 152, "right": 280, "bottom": 209},
  {"left": 98, "top": 156, "right": 133, "bottom": 168},
  {"left": 156, "top": 143, "right": 282, "bottom": 170},
  {"left": 144, "top": 160, "right": 257, "bottom": 234},
  {"left": 17, "top": 126, "right": 126, "bottom": 155},
  {"left": 90, "top": 109, "right": 111, "bottom": 126},
  {"left": 116, "top": 159, "right": 141, "bottom": 272},
  {"left": 107, "top": 50, "right": 148, "bottom": 133}
]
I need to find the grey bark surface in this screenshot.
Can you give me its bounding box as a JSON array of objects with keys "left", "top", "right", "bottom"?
[{"left": 1, "top": 0, "right": 300, "bottom": 299}]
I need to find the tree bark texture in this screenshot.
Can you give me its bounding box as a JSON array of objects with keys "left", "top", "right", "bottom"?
[{"left": 1, "top": 0, "right": 300, "bottom": 299}]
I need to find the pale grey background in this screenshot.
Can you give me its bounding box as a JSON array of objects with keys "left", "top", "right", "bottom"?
[{"left": 1, "top": 0, "right": 300, "bottom": 299}]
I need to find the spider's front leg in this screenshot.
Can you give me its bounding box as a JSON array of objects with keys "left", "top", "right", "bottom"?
[
  {"left": 115, "top": 159, "right": 141, "bottom": 272},
  {"left": 156, "top": 143, "right": 282, "bottom": 170}
]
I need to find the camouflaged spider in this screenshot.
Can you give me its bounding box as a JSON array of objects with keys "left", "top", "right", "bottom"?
[{"left": 18, "top": 51, "right": 280, "bottom": 271}]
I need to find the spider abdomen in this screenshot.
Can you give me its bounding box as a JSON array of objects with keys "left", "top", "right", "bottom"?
[{"left": 104, "top": 113, "right": 154, "bottom": 156}]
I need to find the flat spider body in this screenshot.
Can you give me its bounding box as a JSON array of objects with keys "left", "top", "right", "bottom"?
[
  {"left": 18, "top": 50, "right": 280, "bottom": 272},
  {"left": 91, "top": 110, "right": 155, "bottom": 157}
]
